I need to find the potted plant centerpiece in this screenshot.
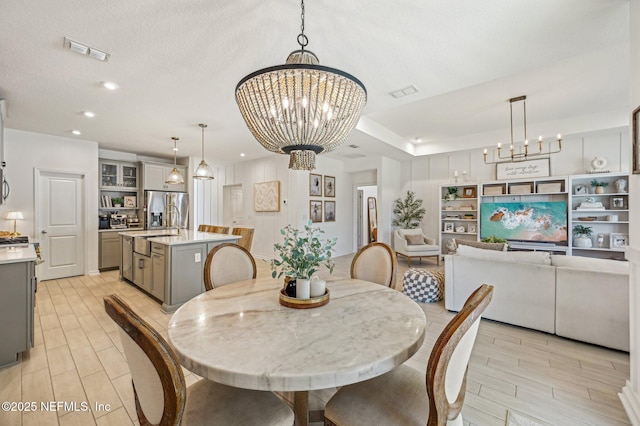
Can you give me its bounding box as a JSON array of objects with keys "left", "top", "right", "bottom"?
[
  {"left": 271, "top": 221, "right": 336, "bottom": 299},
  {"left": 112, "top": 197, "right": 124, "bottom": 208},
  {"left": 573, "top": 224, "right": 593, "bottom": 248},
  {"left": 443, "top": 187, "right": 460, "bottom": 202},
  {"left": 590, "top": 179, "right": 608, "bottom": 194}
]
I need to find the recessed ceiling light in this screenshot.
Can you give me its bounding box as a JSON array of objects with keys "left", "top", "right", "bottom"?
[
  {"left": 240, "top": 153, "right": 246, "bottom": 157},
  {"left": 82, "top": 111, "right": 95, "bottom": 118},
  {"left": 71, "top": 130, "right": 82, "bottom": 135},
  {"left": 102, "top": 81, "right": 119, "bottom": 90}
]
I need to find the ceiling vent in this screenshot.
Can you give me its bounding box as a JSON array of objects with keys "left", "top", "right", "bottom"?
[
  {"left": 390, "top": 85, "right": 419, "bottom": 99},
  {"left": 347, "top": 144, "right": 360, "bottom": 149},
  {"left": 64, "top": 37, "right": 110, "bottom": 62}
]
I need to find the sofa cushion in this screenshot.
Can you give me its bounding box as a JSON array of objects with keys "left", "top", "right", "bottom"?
[
  {"left": 456, "top": 245, "right": 551, "bottom": 265},
  {"left": 404, "top": 244, "right": 439, "bottom": 253},
  {"left": 551, "top": 255, "right": 629, "bottom": 274},
  {"left": 454, "top": 239, "right": 508, "bottom": 252},
  {"left": 405, "top": 234, "right": 424, "bottom": 245}
]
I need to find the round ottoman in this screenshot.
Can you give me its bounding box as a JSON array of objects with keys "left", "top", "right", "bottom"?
[{"left": 402, "top": 269, "right": 444, "bottom": 303}]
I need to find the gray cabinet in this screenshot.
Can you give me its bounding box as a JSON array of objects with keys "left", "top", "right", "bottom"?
[
  {"left": 99, "top": 232, "right": 121, "bottom": 271},
  {"left": 100, "top": 160, "right": 138, "bottom": 190},
  {"left": 133, "top": 253, "right": 152, "bottom": 292},
  {"left": 121, "top": 235, "right": 133, "bottom": 281},
  {"left": 142, "top": 162, "right": 187, "bottom": 192},
  {"left": 0, "top": 260, "right": 35, "bottom": 367},
  {"left": 151, "top": 243, "right": 166, "bottom": 301}
]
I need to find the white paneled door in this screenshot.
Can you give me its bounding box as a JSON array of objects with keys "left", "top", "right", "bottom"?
[
  {"left": 223, "top": 184, "right": 244, "bottom": 227},
  {"left": 37, "top": 170, "right": 85, "bottom": 280}
]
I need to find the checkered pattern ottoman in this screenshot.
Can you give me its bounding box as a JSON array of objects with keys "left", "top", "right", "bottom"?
[{"left": 402, "top": 269, "right": 444, "bottom": 303}]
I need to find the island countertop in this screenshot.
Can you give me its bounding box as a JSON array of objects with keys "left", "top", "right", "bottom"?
[
  {"left": 118, "top": 229, "right": 240, "bottom": 246},
  {"left": 0, "top": 245, "right": 37, "bottom": 265}
]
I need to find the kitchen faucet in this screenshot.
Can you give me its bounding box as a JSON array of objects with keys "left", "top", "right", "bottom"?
[{"left": 164, "top": 202, "right": 182, "bottom": 235}]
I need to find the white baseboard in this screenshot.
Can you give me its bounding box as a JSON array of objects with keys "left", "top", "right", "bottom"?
[
  {"left": 620, "top": 381, "right": 640, "bottom": 425},
  {"left": 88, "top": 269, "right": 101, "bottom": 276}
]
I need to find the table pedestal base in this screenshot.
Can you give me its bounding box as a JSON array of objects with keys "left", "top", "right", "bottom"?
[{"left": 293, "top": 391, "right": 324, "bottom": 426}]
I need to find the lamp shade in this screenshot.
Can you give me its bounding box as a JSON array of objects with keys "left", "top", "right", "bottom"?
[
  {"left": 6, "top": 211, "right": 24, "bottom": 220},
  {"left": 165, "top": 137, "right": 185, "bottom": 185}
]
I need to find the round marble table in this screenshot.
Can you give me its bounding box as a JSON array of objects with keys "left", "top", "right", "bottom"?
[{"left": 168, "top": 277, "right": 426, "bottom": 426}]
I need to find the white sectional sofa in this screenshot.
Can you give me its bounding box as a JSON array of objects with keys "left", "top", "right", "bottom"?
[{"left": 444, "top": 245, "right": 629, "bottom": 351}]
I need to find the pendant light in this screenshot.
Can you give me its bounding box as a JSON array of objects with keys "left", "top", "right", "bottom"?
[
  {"left": 235, "top": 0, "right": 367, "bottom": 170},
  {"left": 165, "top": 137, "right": 185, "bottom": 185},
  {"left": 194, "top": 123, "right": 214, "bottom": 180}
]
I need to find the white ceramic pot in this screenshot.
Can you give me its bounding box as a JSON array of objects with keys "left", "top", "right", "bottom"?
[
  {"left": 296, "top": 279, "right": 311, "bottom": 299},
  {"left": 574, "top": 235, "right": 593, "bottom": 248},
  {"left": 595, "top": 186, "right": 604, "bottom": 194},
  {"left": 310, "top": 276, "right": 326, "bottom": 298}
]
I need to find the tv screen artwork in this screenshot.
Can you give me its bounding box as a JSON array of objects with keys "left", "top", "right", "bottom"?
[{"left": 480, "top": 201, "right": 568, "bottom": 243}]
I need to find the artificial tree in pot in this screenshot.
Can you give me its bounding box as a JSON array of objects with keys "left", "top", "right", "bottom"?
[{"left": 392, "top": 190, "right": 426, "bottom": 229}]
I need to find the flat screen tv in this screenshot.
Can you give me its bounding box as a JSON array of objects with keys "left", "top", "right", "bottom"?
[{"left": 480, "top": 201, "right": 568, "bottom": 243}]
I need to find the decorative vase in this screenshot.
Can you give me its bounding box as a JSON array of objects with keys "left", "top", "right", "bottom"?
[
  {"left": 310, "top": 276, "right": 326, "bottom": 297},
  {"left": 296, "top": 279, "right": 311, "bottom": 299},
  {"left": 595, "top": 186, "right": 604, "bottom": 194},
  {"left": 591, "top": 156, "right": 607, "bottom": 170},
  {"left": 284, "top": 276, "right": 296, "bottom": 297},
  {"left": 574, "top": 235, "right": 593, "bottom": 248}
]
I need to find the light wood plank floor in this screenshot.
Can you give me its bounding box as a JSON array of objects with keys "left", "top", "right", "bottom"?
[{"left": 0, "top": 254, "right": 630, "bottom": 425}]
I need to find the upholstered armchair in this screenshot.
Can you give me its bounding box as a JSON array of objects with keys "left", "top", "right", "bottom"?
[{"left": 394, "top": 228, "right": 440, "bottom": 267}]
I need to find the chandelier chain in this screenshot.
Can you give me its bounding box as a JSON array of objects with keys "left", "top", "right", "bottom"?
[{"left": 297, "top": 0, "right": 308, "bottom": 50}]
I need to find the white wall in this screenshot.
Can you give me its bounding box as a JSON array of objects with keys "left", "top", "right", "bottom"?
[
  {"left": 621, "top": 0, "right": 640, "bottom": 423},
  {"left": 219, "top": 154, "right": 354, "bottom": 259},
  {"left": 3, "top": 129, "right": 99, "bottom": 275}
]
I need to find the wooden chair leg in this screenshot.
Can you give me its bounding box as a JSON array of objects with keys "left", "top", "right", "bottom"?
[{"left": 407, "top": 256, "right": 411, "bottom": 268}]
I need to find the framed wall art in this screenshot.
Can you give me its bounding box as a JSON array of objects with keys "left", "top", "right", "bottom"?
[
  {"left": 324, "top": 175, "right": 336, "bottom": 197},
  {"left": 310, "top": 200, "right": 323, "bottom": 223},
  {"left": 462, "top": 186, "right": 476, "bottom": 198},
  {"left": 310, "top": 173, "right": 322, "bottom": 196},
  {"left": 633, "top": 104, "right": 640, "bottom": 174},
  {"left": 124, "top": 196, "right": 137, "bottom": 208},
  {"left": 254, "top": 181, "right": 280, "bottom": 212},
  {"left": 444, "top": 222, "right": 454, "bottom": 232},
  {"left": 324, "top": 201, "right": 336, "bottom": 222}
]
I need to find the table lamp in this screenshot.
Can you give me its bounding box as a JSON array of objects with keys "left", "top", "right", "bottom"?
[{"left": 6, "top": 211, "right": 24, "bottom": 237}]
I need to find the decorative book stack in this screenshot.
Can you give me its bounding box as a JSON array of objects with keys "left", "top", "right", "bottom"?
[{"left": 577, "top": 201, "right": 605, "bottom": 211}]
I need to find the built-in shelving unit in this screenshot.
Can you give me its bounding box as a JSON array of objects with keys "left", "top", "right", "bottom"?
[
  {"left": 569, "top": 172, "right": 629, "bottom": 260},
  {"left": 439, "top": 184, "right": 479, "bottom": 255},
  {"left": 98, "top": 159, "right": 141, "bottom": 220}
]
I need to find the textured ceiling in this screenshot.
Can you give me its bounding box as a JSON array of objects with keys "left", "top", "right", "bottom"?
[{"left": 0, "top": 0, "right": 630, "bottom": 166}]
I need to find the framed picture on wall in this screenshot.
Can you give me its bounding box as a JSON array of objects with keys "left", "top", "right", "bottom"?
[
  {"left": 444, "top": 222, "right": 454, "bottom": 232},
  {"left": 310, "top": 200, "right": 323, "bottom": 223},
  {"left": 324, "top": 175, "right": 336, "bottom": 197},
  {"left": 324, "top": 201, "right": 335, "bottom": 222},
  {"left": 310, "top": 173, "right": 322, "bottom": 196}
]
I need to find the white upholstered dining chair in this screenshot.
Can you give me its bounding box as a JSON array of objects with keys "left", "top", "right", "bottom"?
[
  {"left": 103, "top": 294, "right": 294, "bottom": 425},
  {"left": 350, "top": 241, "right": 397, "bottom": 288},
  {"left": 324, "top": 284, "right": 494, "bottom": 426},
  {"left": 204, "top": 243, "right": 256, "bottom": 291}
]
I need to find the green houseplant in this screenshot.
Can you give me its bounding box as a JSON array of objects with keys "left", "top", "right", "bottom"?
[
  {"left": 590, "top": 179, "right": 608, "bottom": 194},
  {"left": 481, "top": 235, "right": 507, "bottom": 243},
  {"left": 443, "top": 186, "right": 460, "bottom": 202},
  {"left": 573, "top": 224, "right": 593, "bottom": 248},
  {"left": 392, "top": 190, "right": 426, "bottom": 229},
  {"left": 111, "top": 197, "right": 124, "bottom": 207},
  {"left": 271, "top": 221, "right": 336, "bottom": 280}
]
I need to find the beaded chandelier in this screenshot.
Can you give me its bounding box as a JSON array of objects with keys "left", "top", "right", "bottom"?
[{"left": 235, "top": 0, "right": 367, "bottom": 170}]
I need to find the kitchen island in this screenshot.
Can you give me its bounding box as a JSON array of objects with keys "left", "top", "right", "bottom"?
[
  {"left": 119, "top": 230, "right": 240, "bottom": 311},
  {"left": 0, "top": 245, "right": 37, "bottom": 367}
]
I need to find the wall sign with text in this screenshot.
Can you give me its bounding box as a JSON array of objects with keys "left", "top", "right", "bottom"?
[{"left": 496, "top": 158, "right": 550, "bottom": 180}]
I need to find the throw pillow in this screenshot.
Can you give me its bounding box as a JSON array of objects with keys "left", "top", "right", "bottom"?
[
  {"left": 550, "top": 255, "right": 629, "bottom": 274},
  {"left": 457, "top": 245, "right": 552, "bottom": 265},
  {"left": 454, "top": 239, "right": 507, "bottom": 251},
  {"left": 405, "top": 234, "right": 424, "bottom": 245}
]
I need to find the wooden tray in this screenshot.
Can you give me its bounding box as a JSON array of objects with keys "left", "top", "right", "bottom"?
[
  {"left": 578, "top": 217, "right": 598, "bottom": 221},
  {"left": 279, "top": 288, "right": 330, "bottom": 309}
]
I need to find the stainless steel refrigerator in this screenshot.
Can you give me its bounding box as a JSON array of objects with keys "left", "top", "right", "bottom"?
[{"left": 144, "top": 191, "right": 189, "bottom": 230}]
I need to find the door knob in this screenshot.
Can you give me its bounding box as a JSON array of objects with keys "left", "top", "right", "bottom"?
[{"left": 41, "top": 230, "right": 48, "bottom": 234}]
